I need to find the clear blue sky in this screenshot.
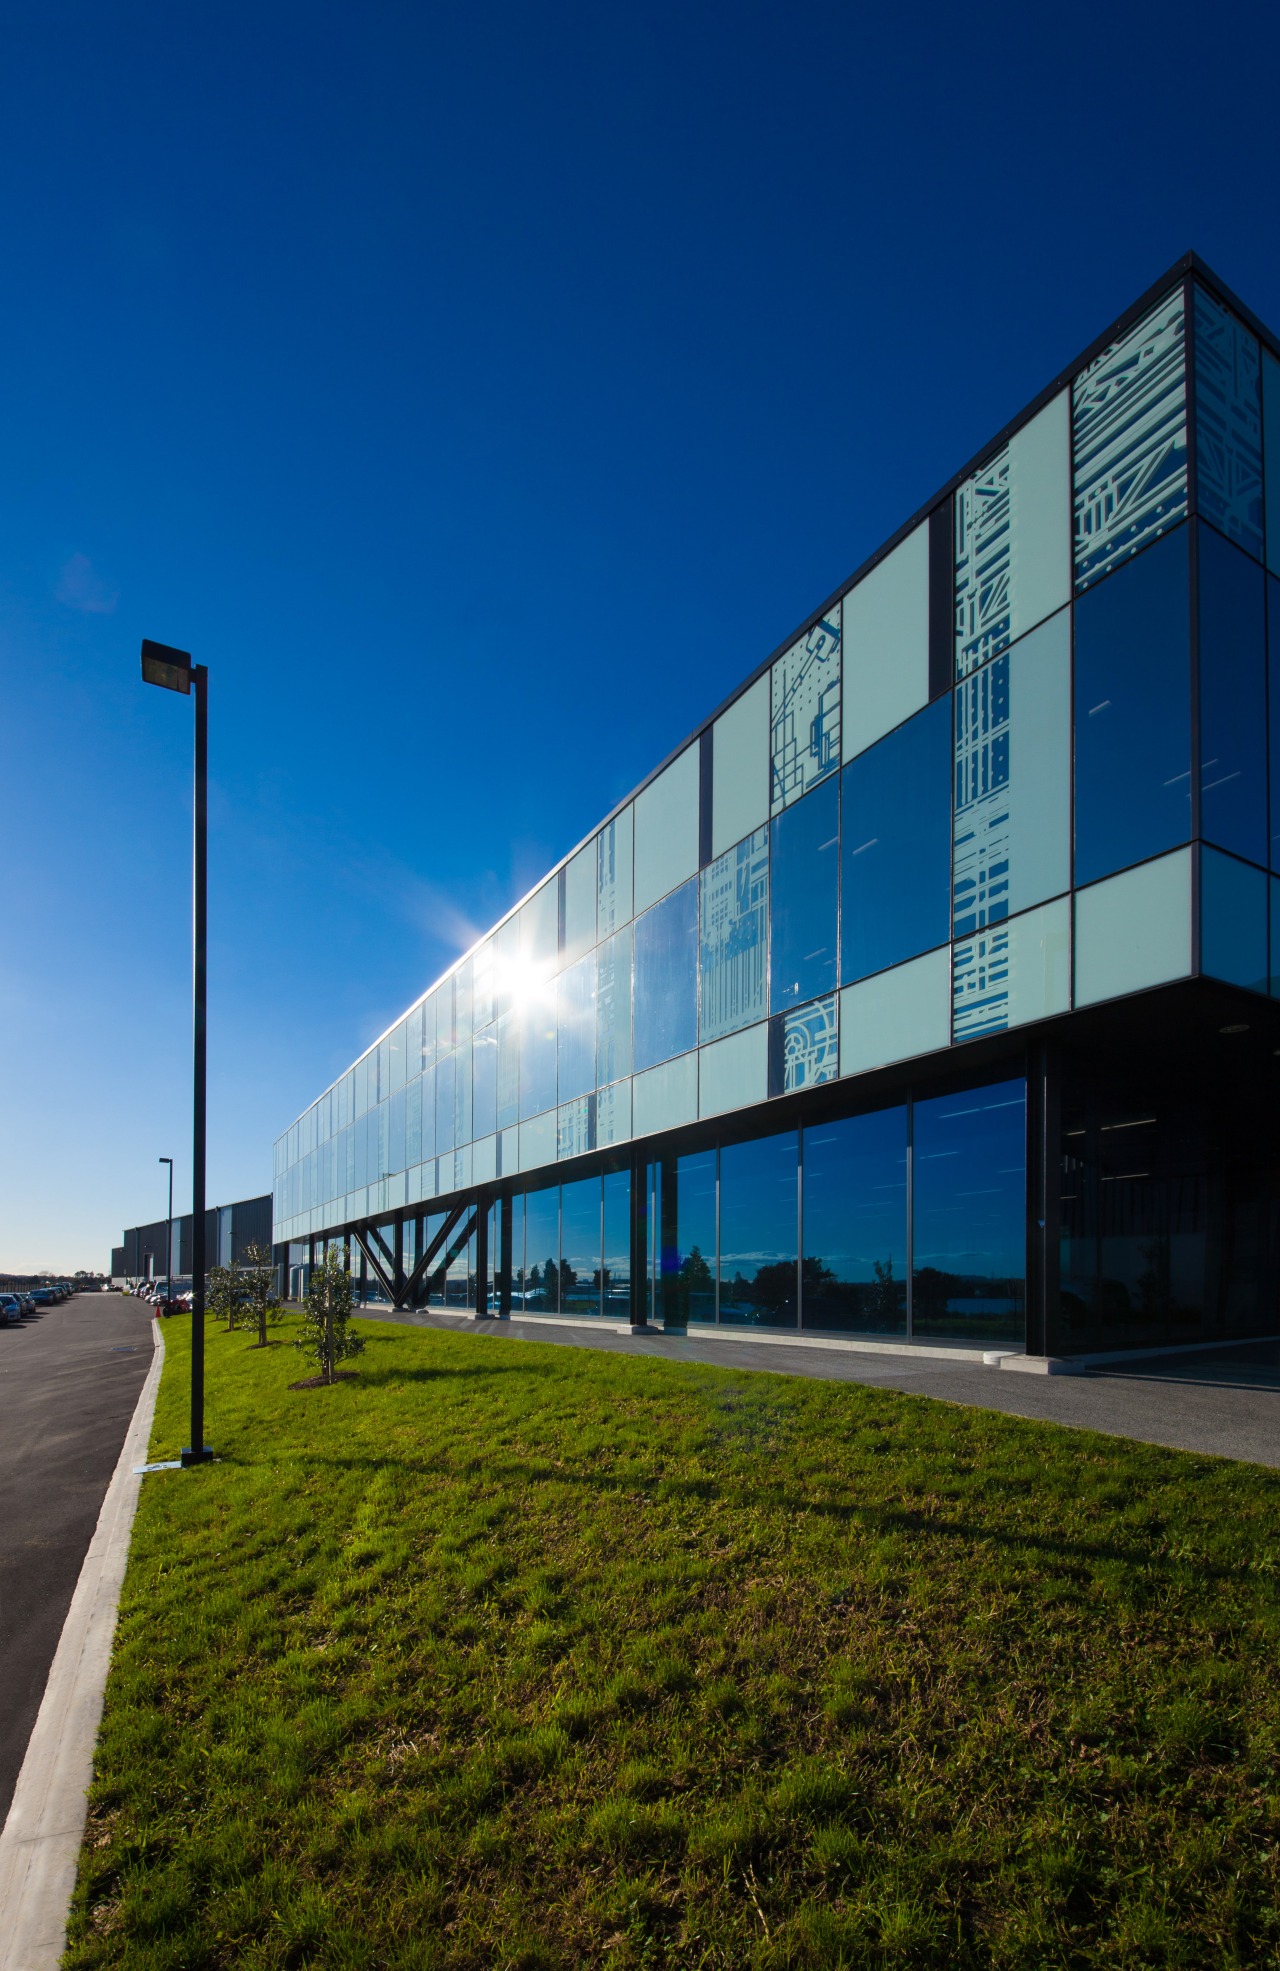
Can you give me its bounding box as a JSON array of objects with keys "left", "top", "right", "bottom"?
[{"left": 2, "top": 0, "right": 1277, "bottom": 1271}]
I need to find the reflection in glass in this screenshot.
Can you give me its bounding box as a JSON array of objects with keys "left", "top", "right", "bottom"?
[
  {"left": 519, "top": 992, "right": 558, "bottom": 1120},
  {"left": 560, "top": 1177, "right": 603, "bottom": 1315},
  {"left": 1074, "top": 526, "right": 1191, "bottom": 886},
  {"left": 842, "top": 697, "right": 950, "bottom": 984},
  {"left": 1197, "top": 524, "right": 1267, "bottom": 864},
  {"left": 912, "top": 1079, "right": 1025, "bottom": 1344},
  {"left": 719, "top": 1132, "right": 797, "bottom": 1326},
  {"left": 524, "top": 1186, "right": 559, "bottom": 1313},
  {"left": 598, "top": 807, "right": 634, "bottom": 935},
  {"left": 700, "top": 827, "right": 768, "bottom": 1042},
  {"left": 667, "top": 1149, "right": 716, "bottom": 1326},
  {"left": 802, "top": 1109, "right": 907, "bottom": 1332},
  {"left": 453, "top": 1037, "right": 472, "bottom": 1150},
  {"left": 557, "top": 952, "right": 597, "bottom": 1102},
  {"left": 603, "top": 1169, "right": 631, "bottom": 1318},
  {"left": 1200, "top": 848, "right": 1268, "bottom": 992},
  {"left": 496, "top": 1009, "right": 519, "bottom": 1130},
  {"left": 472, "top": 1029, "right": 498, "bottom": 1140},
  {"left": 596, "top": 926, "right": 632, "bottom": 1087},
  {"left": 779, "top": 993, "right": 838, "bottom": 1092},
  {"left": 771, "top": 604, "right": 841, "bottom": 812},
  {"left": 1271, "top": 576, "right": 1280, "bottom": 872},
  {"left": 435, "top": 1052, "right": 456, "bottom": 1156},
  {"left": 770, "top": 778, "right": 838, "bottom": 1014},
  {"left": 633, "top": 880, "right": 698, "bottom": 1071}
]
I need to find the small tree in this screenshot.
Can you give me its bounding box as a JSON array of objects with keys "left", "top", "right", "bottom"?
[
  {"left": 206, "top": 1263, "right": 242, "bottom": 1331},
  {"left": 240, "top": 1241, "right": 280, "bottom": 1347},
  {"left": 296, "top": 1246, "right": 364, "bottom": 1384}
]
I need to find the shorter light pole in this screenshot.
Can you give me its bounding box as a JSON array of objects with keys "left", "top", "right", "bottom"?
[{"left": 159, "top": 1157, "right": 173, "bottom": 1305}]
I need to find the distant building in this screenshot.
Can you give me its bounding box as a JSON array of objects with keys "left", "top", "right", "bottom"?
[
  {"left": 271, "top": 254, "right": 1280, "bottom": 1361},
  {"left": 110, "top": 1193, "right": 272, "bottom": 1283}
]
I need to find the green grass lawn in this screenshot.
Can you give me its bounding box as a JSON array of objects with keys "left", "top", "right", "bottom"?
[{"left": 67, "top": 1312, "right": 1280, "bottom": 1970}]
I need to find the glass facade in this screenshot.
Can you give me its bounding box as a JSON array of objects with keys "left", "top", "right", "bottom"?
[{"left": 273, "top": 265, "right": 1280, "bottom": 1360}]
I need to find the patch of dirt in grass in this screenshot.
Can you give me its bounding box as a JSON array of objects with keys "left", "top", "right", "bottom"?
[{"left": 287, "top": 1370, "right": 360, "bottom": 1389}]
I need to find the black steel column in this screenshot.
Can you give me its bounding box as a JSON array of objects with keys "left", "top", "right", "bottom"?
[
  {"left": 183, "top": 663, "right": 211, "bottom": 1466},
  {"left": 499, "top": 1194, "right": 512, "bottom": 1315},
  {"left": 1026, "top": 1039, "right": 1062, "bottom": 1359},
  {"left": 474, "top": 1194, "right": 488, "bottom": 1313},
  {"left": 629, "top": 1150, "right": 647, "bottom": 1328}
]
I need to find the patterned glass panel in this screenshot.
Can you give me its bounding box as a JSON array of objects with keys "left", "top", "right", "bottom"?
[
  {"left": 699, "top": 826, "right": 768, "bottom": 1042},
  {"left": 955, "top": 451, "right": 1011, "bottom": 677},
  {"left": 781, "top": 993, "right": 838, "bottom": 1092},
  {"left": 770, "top": 603, "right": 841, "bottom": 812},
  {"left": 1073, "top": 290, "right": 1187, "bottom": 590},
  {"left": 954, "top": 652, "right": 1010, "bottom": 936},
  {"left": 1194, "top": 288, "right": 1263, "bottom": 561}
]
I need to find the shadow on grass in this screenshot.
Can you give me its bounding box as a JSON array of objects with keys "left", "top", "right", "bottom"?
[{"left": 281, "top": 1448, "right": 1251, "bottom": 1583}]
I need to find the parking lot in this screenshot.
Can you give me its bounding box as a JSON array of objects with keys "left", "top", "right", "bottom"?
[{"left": 0, "top": 1292, "right": 152, "bottom": 1829}]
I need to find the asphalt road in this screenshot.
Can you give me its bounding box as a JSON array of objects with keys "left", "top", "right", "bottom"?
[
  {"left": 0, "top": 1293, "right": 152, "bottom": 1831},
  {"left": 367, "top": 1309, "right": 1280, "bottom": 1470}
]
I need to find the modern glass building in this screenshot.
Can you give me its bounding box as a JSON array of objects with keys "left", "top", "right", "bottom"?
[{"left": 273, "top": 254, "right": 1280, "bottom": 1360}]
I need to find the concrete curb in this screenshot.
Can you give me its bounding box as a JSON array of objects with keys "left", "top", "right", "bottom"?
[{"left": 0, "top": 1317, "right": 165, "bottom": 1971}]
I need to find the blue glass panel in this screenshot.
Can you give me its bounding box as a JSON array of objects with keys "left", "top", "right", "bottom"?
[
  {"left": 669, "top": 1149, "right": 716, "bottom": 1325},
  {"left": 519, "top": 994, "right": 557, "bottom": 1120},
  {"left": 1198, "top": 524, "right": 1267, "bottom": 865},
  {"left": 387, "top": 1088, "right": 406, "bottom": 1175},
  {"left": 1271, "top": 879, "right": 1280, "bottom": 996},
  {"left": 523, "top": 1186, "right": 559, "bottom": 1312},
  {"left": 1074, "top": 526, "right": 1191, "bottom": 886},
  {"left": 557, "top": 953, "right": 596, "bottom": 1103},
  {"left": 770, "top": 777, "right": 839, "bottom": 1014},
  {"left": 472, "top": 1029, "right": 497, "bottom": 1139},
  {"left": 560, "top": 1177, "right": 602, "bottom": 1315},
  {"left": 1201, "top": 848, "right": 1268, "bottom": 993},
  {"left": 1194, "top": 288, "right": 1264, "bottom": 560},
  {"left": 700, "top": 826, "right": 768, "bottom": 1041},
  {"left": 496, "top": 1010, "right": 519, "bottom": 1130},
  {"left": 718, "top": 1131, "right": 798, "bottom": 1327},
  {"left": 596, "top": 926, "right": 632, "bottom": 1087},
  {"left": 1264, "top": 579, "right": 1280, "bottom": 877},
  {"left": 912, "top": 1079, "right": 1025, "bottom": 1345},
  {"left": 435, "top": 1052, "right": 456, "bottom": 1154},
  {"left": 841, "top": 696, "right": 951, "bottom": 984},
  {"left": 802, "top": 1108, "right": 907, "bottom": 1333},
  {"left": 603, "top": 1170, "right": 630, "bottom": 1317},
  {"left": 633, "top": 879, "right": 698, "bottom": 1071}
]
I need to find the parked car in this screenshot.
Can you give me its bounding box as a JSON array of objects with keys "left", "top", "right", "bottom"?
[{"left": 0, "top": 1295, "right": 21, "bottom": 1327}]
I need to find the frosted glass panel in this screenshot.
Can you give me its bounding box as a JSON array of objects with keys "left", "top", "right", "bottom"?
[
  {"left": 1074, "top": 849, "right": 1192, "bottom": 1006},
  {"left": 634, "top": 745, "right": 699, "bottom": 914},
  {"left": 699, "top": 826, "right": 768, "bottom": 1042},
  {"left": 563, "top": 841, "right": 597, "bottom": 964},
  {"left": 713, "top": 675, "right": 769, "bottom": 858},
  {"left": 771, "top": 602, "right": 841, "bottom": 811},
  {"left": 519, "top": 1109, "right": 557, "bottom": 1174},
  {"left": 633, "top": 1053, "right": 698, "bottom": 1137},
  {"left": 698, "top": 1022, "right": 767, "bottom": 1118},
  {"left": 953, "top": 897, "right": 1070, "bottom": 1041},
  {"left": 838, "top": 946, "right": 950, "bottom": 1078},
  {"left": 596, "top": 1077, "right": 632, "bottom": 1146},
  {"left": 842, "top": 521, "right": 930, "bottom": 759},
  {"left": 1200, "top": 848, "right": 1268, "bottom": 994},
  {"left": 596, "top": 925, "right": 632, "bottom": 1087},
  {"left": 953, "top": 607, "right": 1071, "bottom": 938}
]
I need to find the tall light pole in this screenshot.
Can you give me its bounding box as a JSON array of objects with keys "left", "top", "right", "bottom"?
[
  {"left": 141, "top": 640, "right": 212, "bottom": 1466},
  {"left": 159, "top": 1156, "right": 173, "bottom": 1305}
]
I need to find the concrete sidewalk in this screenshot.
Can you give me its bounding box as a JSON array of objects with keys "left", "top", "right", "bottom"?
[{"left": 363, "top": 1309, "right": 1280, "bottom": 1469}]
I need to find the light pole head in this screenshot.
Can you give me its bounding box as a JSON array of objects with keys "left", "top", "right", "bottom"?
[{"left": 140, "top": 640, "right": 192, "bottom": 694}]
